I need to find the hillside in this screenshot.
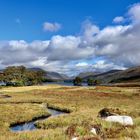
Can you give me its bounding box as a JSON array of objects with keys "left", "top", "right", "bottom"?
[
  {"left": 45, "top": 71, "right": 70, "bottom": 81},
  {"left": 78, "top": 72, "right": 100, "bottom": 79},
  {"left": 81, "top": 66, "right": 140, "bottom": 84},
  {"left": 29, "top": 68, "right": 70, "bottom": 81},
  {"left": 109, "top": 66, "right": 140, "bottom": 83}
]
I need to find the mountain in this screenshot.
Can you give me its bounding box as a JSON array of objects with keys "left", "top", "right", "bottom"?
[
  {"left": 29, "top": 67, "right": 45, "bottom": 72},
  {"left": 29, "top": 68, "right": 70, "bottom": 81},
  {"left": 81, "top": 66, "right": 140, "bottom": 84},
  {"left": 109, "top": 66, "right": 140, "bottom": 83},
  {"left": 77, "top": 72, "right": 100, "bottom": 79},
  {"left": 45, "top": 71, "right": 70, "bottom": 81},
  {"left": 82, "top": 69, "right": 122, "bottom": 83}
]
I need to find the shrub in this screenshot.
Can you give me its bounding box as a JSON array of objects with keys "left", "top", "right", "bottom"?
[{"left": 73, "top": 77, "right": 82, "bottom": 86}]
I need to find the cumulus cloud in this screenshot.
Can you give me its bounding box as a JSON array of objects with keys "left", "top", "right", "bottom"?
[
  {"left": 92, "top": 60, "right": 126, "bottom": 72},
  {"left": 47, "top": 35, "right": 94, "bottom": 61},
  {"left": 43, "top": 22, "right": 61, "bottom": 32},
  {"left": 128, "top": 3, "right": 140, "bottom": 23},
  {"left": 0, "top": 3, "right": 140, "bottom": 75},
  {"left": 113, "top": 16, "right": 125, "bottom": 23}
]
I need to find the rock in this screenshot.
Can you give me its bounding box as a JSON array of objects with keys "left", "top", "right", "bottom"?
[
  {"left": 90, "top": 128, "right": 97, "bottom": 135},
  {"left": 72, "top": 137, "right": 79, "bottom": 140},
  {"left": 104, "top": 115, "right": 133, "bottom": 126}
]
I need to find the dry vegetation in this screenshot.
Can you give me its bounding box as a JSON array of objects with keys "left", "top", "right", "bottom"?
[{"left": 0, "top": 85, "right": 140, "bottom": 140}]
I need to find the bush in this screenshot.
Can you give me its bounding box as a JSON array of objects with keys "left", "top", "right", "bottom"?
[
  {"left": 87, "top": 78, "right": 101, "bottom": 86},
  {"left": 87, "top": 78, "right": 95, "bottom": 86},
  {"left": 73, "top": 77, "right": 82, "bottom": 86}
]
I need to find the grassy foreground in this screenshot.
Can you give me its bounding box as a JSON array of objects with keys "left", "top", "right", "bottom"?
[{"left": 0, "top": 85, "right": 140, "bottom": 140}]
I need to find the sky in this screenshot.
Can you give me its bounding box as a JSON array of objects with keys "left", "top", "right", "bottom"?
[{"left": 0, "top": 0, "right": 140, "bottom": 75}]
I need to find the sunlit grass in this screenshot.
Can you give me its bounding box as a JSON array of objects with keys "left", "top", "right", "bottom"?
[{"left": 0, "top": 85, "right": 140, "bottom": 140}]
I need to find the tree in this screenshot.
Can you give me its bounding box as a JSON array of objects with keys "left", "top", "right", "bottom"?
[
  {"left": 94, "top": 79, "right": 100, "bottom": 85},
  {"left": 73, "top": 77, "right": 82, "bottom": 86},
  {"left": 2, "top": 66, "right": 45, "bottom": 86},
  {"left": 0, "top": 72, "right": 4, "bottom": 82},
  {"left": 87, "top": 78, "right": 100, "bottom": 86},
  {"left": 3, "top": 66, "right": 26, "bottom": 85},
  {"left": 25, "top": 70, "right": 46, "bottom": 85},
  {"left": 87, "top": 78, "right": 94, "bottom": 86}
]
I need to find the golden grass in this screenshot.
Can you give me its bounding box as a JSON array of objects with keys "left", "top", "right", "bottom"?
[
  {"left": 0, "top": 85, "right": 140, "bottom": 140},
  {"left": 0, "top": 85, "right": 62, "bottom": 93}
]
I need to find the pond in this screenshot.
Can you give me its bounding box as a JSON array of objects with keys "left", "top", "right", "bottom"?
[{"left": 10, "top": 108, "right": 66, "bottom": 132}]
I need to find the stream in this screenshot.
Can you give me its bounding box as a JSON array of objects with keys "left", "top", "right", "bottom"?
[{"left": 10, "top": 108, "right": 66, "bottom": 132}]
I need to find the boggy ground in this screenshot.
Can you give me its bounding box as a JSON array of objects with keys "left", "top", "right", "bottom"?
[{"left": 0, "top": 85, "right": 140, "bottom": 140}]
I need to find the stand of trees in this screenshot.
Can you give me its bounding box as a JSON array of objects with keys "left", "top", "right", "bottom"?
[
  {"left": 73, "top": 77, "right": 82, "bottom": 86},
  {"left": 87, "top": 78, "right": 100, "bottom": 86},
  {"left": 73, "top": 77, "right": 100, "bottom": 86},
  {"left": 0, "top": 66, "right": 45, "bottom": 86}
]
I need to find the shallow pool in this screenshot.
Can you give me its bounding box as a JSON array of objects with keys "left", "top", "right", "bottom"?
[{"left": 10, "top": 108, "right": 66, "bottom": 132}]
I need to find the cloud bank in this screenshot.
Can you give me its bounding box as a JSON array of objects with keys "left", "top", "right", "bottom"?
[{"left": 0, "top": 3, "right": 140, "bottom": 75}]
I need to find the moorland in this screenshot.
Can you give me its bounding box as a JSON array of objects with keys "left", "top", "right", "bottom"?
[{"left": 0, "top": 85, "right": 140, "bottom": 140}]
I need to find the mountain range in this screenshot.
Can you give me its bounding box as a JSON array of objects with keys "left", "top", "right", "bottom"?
[
  {"left": 1, "top": 66, "right": 140, "bottom": 84},
  {"left": 79, "top": 66, "right": 140, "bottom": 84}
]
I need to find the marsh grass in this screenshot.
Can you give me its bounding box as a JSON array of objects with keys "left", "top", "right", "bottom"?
[{"left": 0, "top": 85, "right": 140, "bottom": 140}]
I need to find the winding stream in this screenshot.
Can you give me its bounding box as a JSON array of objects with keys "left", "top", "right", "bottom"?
[{"left": 10, "top": 108, "right": 66, "bottom": 132}]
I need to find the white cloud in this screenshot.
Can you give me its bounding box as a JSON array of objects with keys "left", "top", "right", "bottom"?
[
  {"left": 81, "top": 20, "right": 100, "bottom": 45},
  {"left": 29, "top": 57, "right": 47, "bottom": 67},
  {"left": 93, "top": 60, "right": 126, "bottom": 72},
  {"left": 128, "top": 3, "right": 140, "bottom": 23},
  {"left": 46, "top": 35, "right": 95, "bottom": 61},
  {"left": 113, "top": 16, "right": 124, "bottom": 23},
  {"left": 76, "top": 62, "right": 88, "bottom": 67},
  {"left": 30, "top": 40, "right": 50, "bottom": 51},
  {"left": 9, "top": 40, "right": 28, "bottom": 50},
  {"left": 43, "top": 22, "right": 61, "bottom": 32}
]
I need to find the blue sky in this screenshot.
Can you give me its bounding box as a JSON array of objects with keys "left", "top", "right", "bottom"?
[
  {"left": 0, "top": 0, "right": 140, "bottom": 75},
  {"left": 0, "top": 0, "right": 139, "bottom": 41}
]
